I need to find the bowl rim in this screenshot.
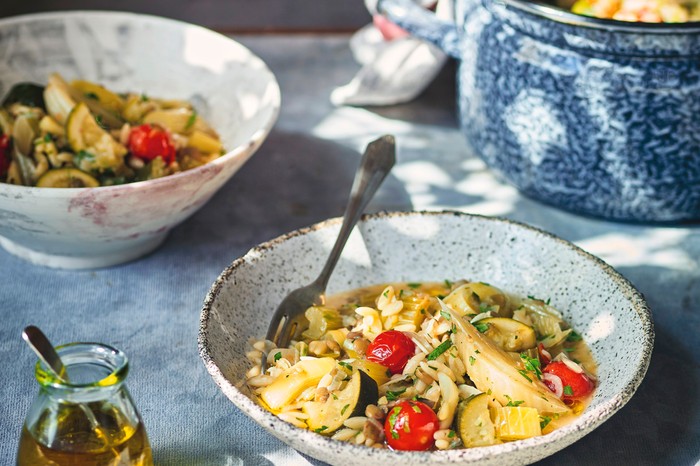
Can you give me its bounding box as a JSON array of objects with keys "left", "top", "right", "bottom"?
[
  {"left": 198, "top": 210, "right": 655, "bottom": 464},
  {"left": 0, "top": 10, "right": 281, "bottom": 196},
  {"left": 498, "top": 0, "right": 700, "bottom": 32}
]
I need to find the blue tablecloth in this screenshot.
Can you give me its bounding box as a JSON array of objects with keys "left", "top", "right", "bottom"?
[{"left": 1, "top": 35, "right": 699, "bottom": 466}]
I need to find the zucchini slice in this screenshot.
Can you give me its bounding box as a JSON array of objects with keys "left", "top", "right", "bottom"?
[
  {"left": 455, "top": 393, "right": 499, "bottom": 448},
  {"left": 479, "top": 317, "right": 536, "bottom": 352},
  {"left": 36, "top": 168, "right": 99, "bottom": 188},
  {"left": 304, "top": 368, "right": 378, "bottom": 434},
  {"left": 2, "top": 82, "right": 45, "bottom": 109},
  {"left": 71, "top": 79, "right": 125, "bottom": 114},
  {"left": 143, "top": 108, "right": 195, "bottom": 134},
  {"left": 66, "top": 102, "right": 107, "bottom": 152},
  {"left": 260, "top": 357, "right": 335, "bottom": 411}
]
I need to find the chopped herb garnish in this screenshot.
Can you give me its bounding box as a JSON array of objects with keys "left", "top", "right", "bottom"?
[
  {"left": 478, "top": 302, "right": 496, "bottom": 313},
  {"left": 447, "top": 430, "right": 455, "bottom": 438},
  {"left": 475, "top": 350, "right": 480, "bottom": 354},
  {"left": 273, "top": 352, "right": 282, "bottom": 362},
  {"left": 43, "top": 134, "right": 52, "bottom": 142},
  {"left": 386, "top": 388, "right": 407, "bottom": 401},
  {"left": 436, "top": 294, "right": 446, "bottom": 299},
  {"left": 140, "top": 93, "right": 149, "bottom": 102},
  {"left": 474, "top": 323, "right": 489, "bottom": 333},
  {"left": 567, "top": 331, "right": 583, "bottom": 342},
  {"left": 95, "top": 115, "right": 108, "bottom": 130},
  {"left": 519, "top": 353, "right": 542, "bottom": 380},
  {"left": 440, "top": 310, "right": 451, "bottom": 321},
  {"left": 74, "top": 150, "right": 96, "bottom": 163},
  {"left": 383, "top": 289, "right": 389, "bottom": 298},
  {"left": 332, "top": 393, "right": 338, "bottom": 400},
  {"left": 338, "top": 361, "right": 353, "bottom": 370},
  {"left": 399, "top": 289, "right": 404, "bottom": 298},
  {"left": 427, "top": 340, "right": 453, "bottom": 360},
  {"left": 444, "top": 279, "right": 453, "bottom": 288},
  {"left": 505, "top": 395, "right": 524, "bottom": 407},
  {"left": 407, "top": 282, "right": 422, "bottom": 289},
  {"left": 420, "top": 309, "right": 426, "bottom": 315},
  {"left": 518, "top": 370, "right": 532, "bottom": 383},
  {"left": 563, "top": 347, "right": 575, "bottom": 353},
  {"left": 563, "top": 385, "right": 574, "bottom": 396},
  {"left": 84, "top": 92, "right": 99, "bottom": 100},
  {"left": 388, "top": 406, "right": 401, "bottom": 438},
  {"left": 340, "top": 404, "right": 350, "bottom": 415},
  {"left": 185, "top": 111, "right": 197, "bottom": 130},
  {"left": 412, "top": 404, "right": 422, "bottom": 413},
  {"left": 314, "top": 426, "right": 328, "bottom": 433},
  {"left": 540, "top": 415, "right": 552, "bottom": 429},
  {"left": 469, "top": 356, "right": 476, "bottom": 366},
  {"left": 479, "top": 281, "right": 491, "bottom": 286}
]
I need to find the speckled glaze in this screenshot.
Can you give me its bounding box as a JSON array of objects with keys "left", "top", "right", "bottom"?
[
  {"left": 199, "top": 211, "right": 654, "bottom": 466},
  {"left": 0, "top": 11, "right": 280, "bottom": 268},
  {"left": 379, "top": 0, "right": 700, "bottom": 223}
]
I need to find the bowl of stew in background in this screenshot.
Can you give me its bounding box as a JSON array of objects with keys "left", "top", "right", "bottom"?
[
  {"left": 378, "top": 0, "right": 700, "bottom": 223},
  {"left": 0, "top": 11, "right": 280, "bottom": 269},
  {"left": 199, "top": 211, "right": 654, "bottom": 465}
]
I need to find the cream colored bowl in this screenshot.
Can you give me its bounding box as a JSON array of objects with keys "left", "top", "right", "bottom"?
[{"left": 0, "top": 11, "right": 280, "bottom": 268}]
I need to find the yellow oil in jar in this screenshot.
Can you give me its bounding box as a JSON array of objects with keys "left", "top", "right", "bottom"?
[{"left": 17, "top": 403, "right": 153, "bottom": 466}]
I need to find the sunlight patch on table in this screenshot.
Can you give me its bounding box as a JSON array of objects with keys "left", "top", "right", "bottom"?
[{"left": 576, "top": 229, "right": 694, "bottom": 270}]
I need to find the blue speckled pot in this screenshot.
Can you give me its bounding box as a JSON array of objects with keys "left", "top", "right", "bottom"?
[{"left": 379, "top": 0, "right": 700, "bottom": 222}]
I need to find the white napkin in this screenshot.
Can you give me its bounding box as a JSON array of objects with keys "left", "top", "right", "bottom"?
[{"left": 331, "top": 0, "right": 452, "bottom": 107}]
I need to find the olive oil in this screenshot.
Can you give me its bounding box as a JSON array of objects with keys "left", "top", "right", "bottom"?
[{"left": 17, "top": 413, "right": 152, "bottom": 466}]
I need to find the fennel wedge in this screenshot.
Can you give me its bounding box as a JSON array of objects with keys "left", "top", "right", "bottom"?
[{"left": 442, "top": 300, "right": 569, "bottom": 415}]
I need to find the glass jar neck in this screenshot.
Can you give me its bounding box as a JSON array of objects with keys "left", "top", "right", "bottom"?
[{"left": 36, "top": 342, "right": 129, "bottom": 401}]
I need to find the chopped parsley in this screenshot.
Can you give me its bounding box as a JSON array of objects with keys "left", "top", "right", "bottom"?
[
  {"left": 469, "top": 356, "right": 476, "bottom": 366},
  {"left": 185, "top": 111, "right": 198, "bottom": 130},
  {"left": 340, "top": 404, "right": 350, "bottom": 415},
  {"left": 474, "top": 322, "right": 489, "bottom": 333},
  {"left": 407, "top": 282, "right": 422, "bottom": 289},
  {"left": 447, "top": 430, "right": 455, "bottom": 438},
  {"left": 504, "top": 395, "right": 524, "bottom": 407},
  {"left": 338, "top": 361, "right": 353, "bottom": 370},
  {"left": 479, "top": 281, "right": 491, "bottom": 286},
  {"left": 444, "top": 279, "right": 453, "bottom": 288},
  {"left": 314, "top": 426, "right": 328, "bottom": 433},
  {"left": 527, "top": 295, "right": 551, "bottom": 304},
  {"left": 519, "top": 353, "right": 542, "bottom": 380},
  {"left": 388, "top": 407, "right": 402, "bottom": 439},
  {"left": 518, "top": 370, "right": 532, "bottom": 383},
  {"left": 475, "top": 350, "right": 480, "bottom": 354},
  {"left": 412, "top": 404, "right": 422, "bottom": 413},
  {"left": 563, "top": 385, "right": 574, "bottom": 396},
  {"left": 540, "top": 415, "right": 552, "bottom": 429},
  {"left": 332, "top": 393, "right": 338, "bottom": 400},
  {"left": 74, "top": 150, "right": 96, "bottom": 163},
  {"left": 567, "top": 330, "right": 583, "bottom": 342},
  {"left": 140, "top": 93, "right": 149, "bottom": 102},
  {"left": 427, "top": 339, "right": 453, "bottom": 360},
  {"left": 440, "top": 310, "right": 451, "bottom": 321},
  {"left": 478, "top": 302, "right": 496, "bottom": 313},
  {"left": 84, "top": 92, "right": 99, "bottom": 100},
  {"left": 95, "top": 115, "right": 108, "bottom": 130},
  {"left": 383, "top": 289, "right": 389, "bottom": 298},
  {"left": 273, "top": 352, "right": 282, "bottom": 362},
  {"left": 386, "top": 388, "right": 407, "bottom": 401}
]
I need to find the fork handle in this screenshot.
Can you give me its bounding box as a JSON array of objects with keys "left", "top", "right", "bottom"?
[{"left": 314, "top": 135, "right": 396, "bottom": 290}]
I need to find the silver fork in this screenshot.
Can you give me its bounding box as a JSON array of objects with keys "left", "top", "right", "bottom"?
[{"left": 265, "top": 135, "right": 396, "bottom": 349}]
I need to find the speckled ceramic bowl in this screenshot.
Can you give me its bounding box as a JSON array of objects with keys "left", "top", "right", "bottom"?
[
  {"left": 379, "top": 0, "right": 700, "bottom": 223},
  {"left": 0, "top": 11, "right": 280, "bottom": 269},
  {"left": 199, "top": 211, "right": 654, "bottom": 466}
]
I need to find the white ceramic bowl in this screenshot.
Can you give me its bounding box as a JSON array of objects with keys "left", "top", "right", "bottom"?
[
  {"left": 0, "top": 11, "right": 280, "bottom": 269},
  {"left": 199, "top": 211, "right": 654, "bottom": 466}
]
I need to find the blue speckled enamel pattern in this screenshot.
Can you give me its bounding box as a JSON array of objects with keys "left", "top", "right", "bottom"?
[{"left": 379, "top": 0, "right": 700, "bottom": 222}]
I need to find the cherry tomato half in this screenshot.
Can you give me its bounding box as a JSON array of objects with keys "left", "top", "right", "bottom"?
[
  {"left": 366, "top": 330, "right": 415, "bottom": 374},
  {"left": 128, "top": 124, "right": 176, "bottom": 164},
  {"left": 384, "top": 400, "right": 439, "bottom": 451},
  {"left": 0, "top": 134, "right": 11, "bottom": 177},
  {"left": 543, "top": 361, "right": 595, "bottom": 401}
]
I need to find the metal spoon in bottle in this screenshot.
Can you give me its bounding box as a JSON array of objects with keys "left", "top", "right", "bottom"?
[{"left": 21, "top": 325, "right": 110, "bottom": 447}]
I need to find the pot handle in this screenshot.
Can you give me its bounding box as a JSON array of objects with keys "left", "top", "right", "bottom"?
[{"left": 377, "top": 0, "right": 460, "bottom": 58}]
